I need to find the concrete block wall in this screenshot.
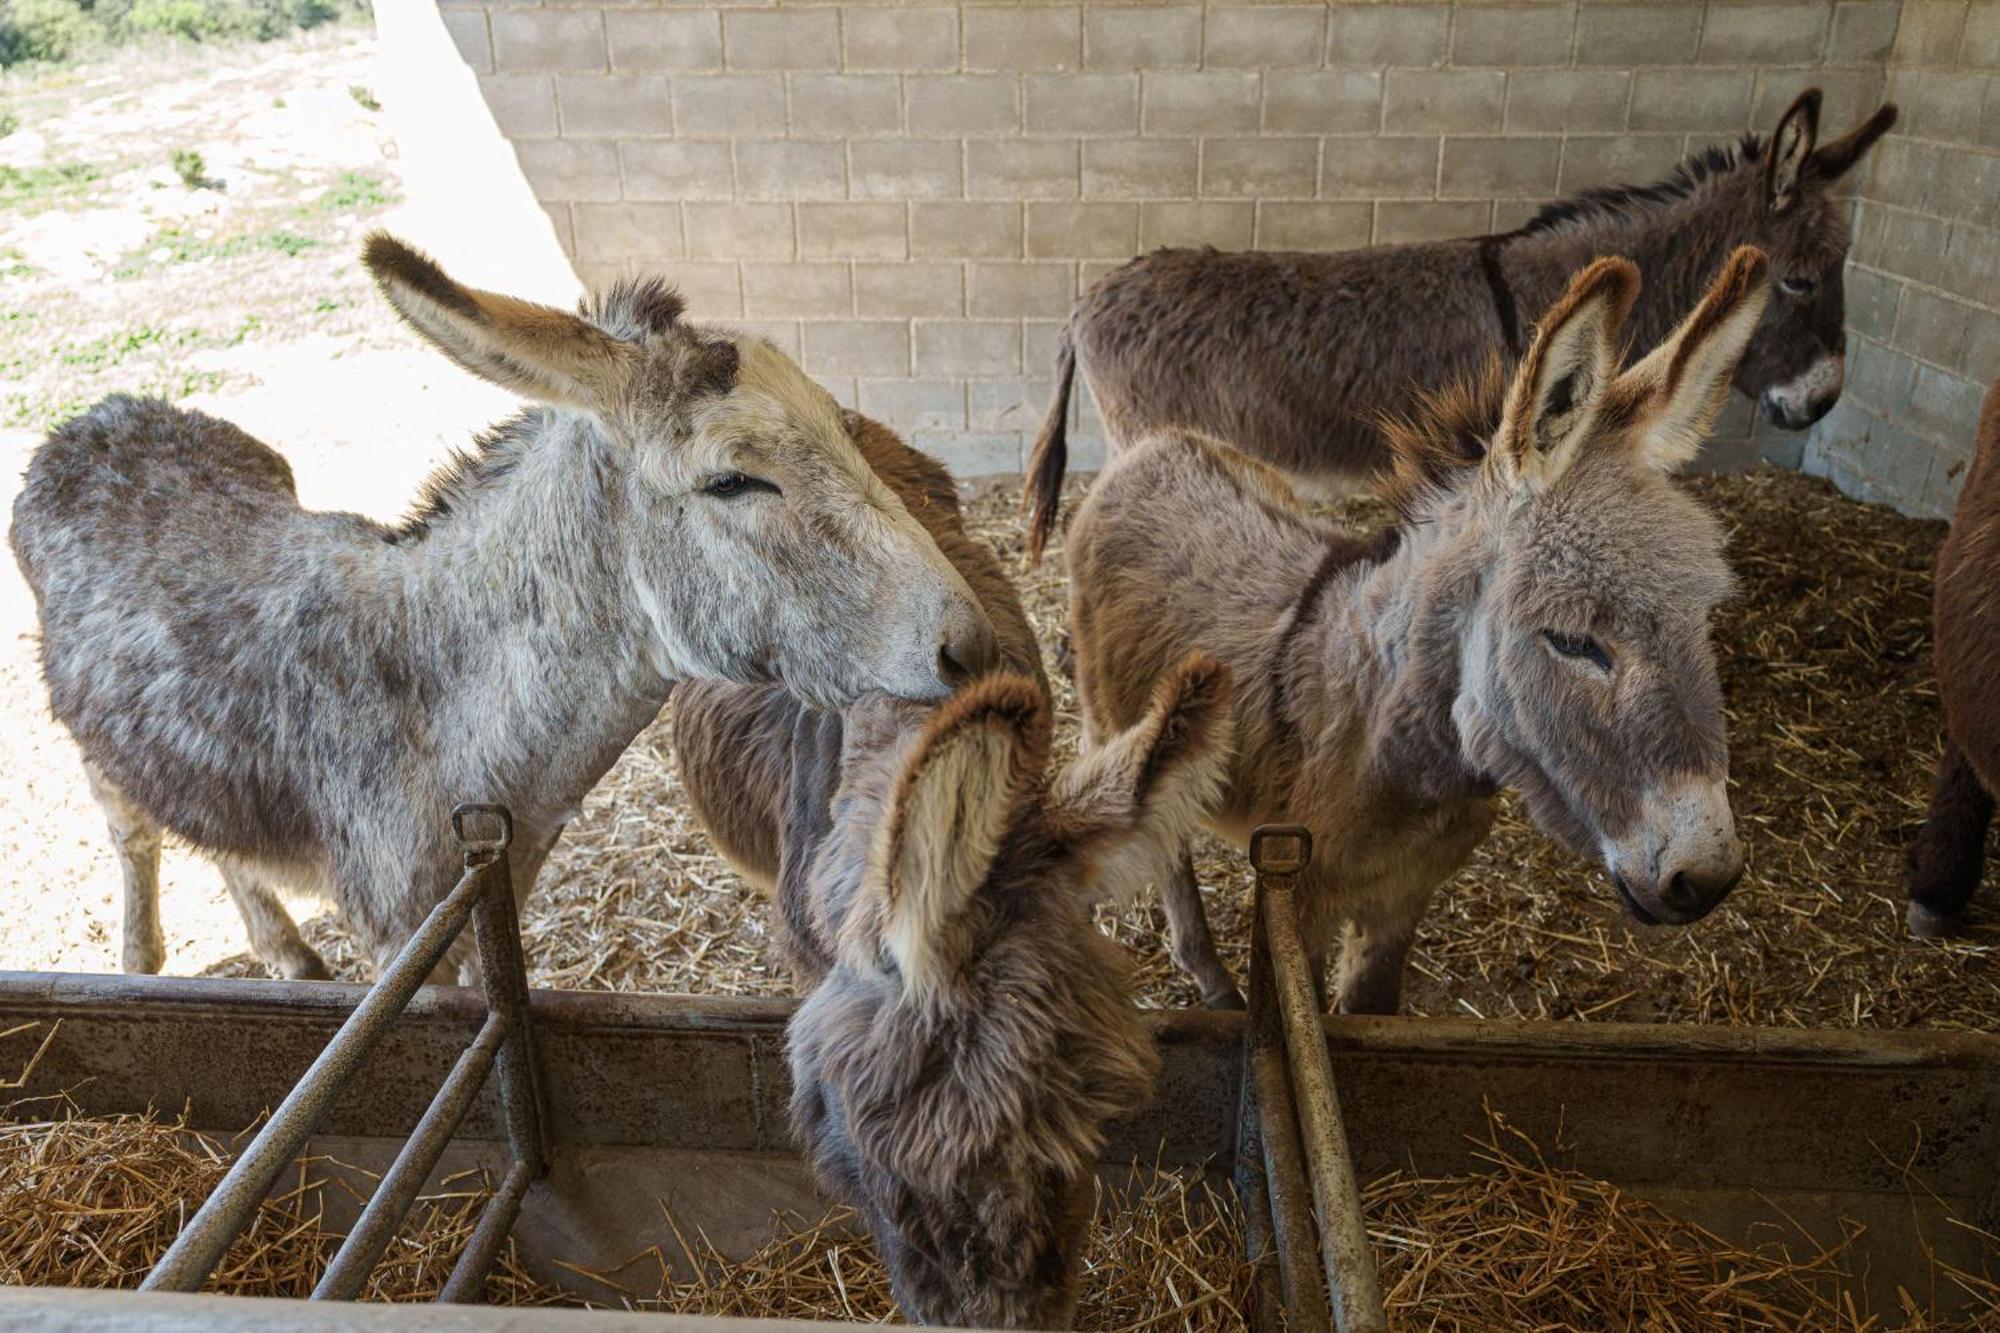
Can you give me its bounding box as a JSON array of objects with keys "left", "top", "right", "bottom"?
[
  {"left": 1801, "top": 0, "right": 1998, "bottom": 516},
  {"left": 434, "top": 0, "right": 1985, "bottom": 515}
]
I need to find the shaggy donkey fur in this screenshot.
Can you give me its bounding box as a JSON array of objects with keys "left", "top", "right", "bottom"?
[
  {"left": 10, "top": 235, "right": 996, "bottom": 982},
  {"left": 1064, "top": 250, "right": 1772, "bottom": 1013},
  {"left": 1908, "top": 375, "right": 2000, "bottom": 937},
  {"left": 674, "top": 419, "right": 1230, "bottom": 1328},
  {"left": 1027, "top": 89, "right": 1897, "bottom": 560}
]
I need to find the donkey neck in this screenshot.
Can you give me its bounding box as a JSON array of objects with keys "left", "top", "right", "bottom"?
[{"left": 1499, "top": 168, "right": 1759, "bottom": 357}]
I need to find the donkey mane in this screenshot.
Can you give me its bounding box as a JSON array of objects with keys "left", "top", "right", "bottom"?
[
  {"left": 1377, "top": 358, "right": 1505, "bottom": 518},
  {"left": 1512, "top": 135, "right": 1762, "bottom": 240},
  {"left": 390, "top": 411, "right": 545, "bottom": 543}
]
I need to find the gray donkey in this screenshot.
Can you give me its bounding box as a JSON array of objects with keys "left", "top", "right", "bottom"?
[
  {"left": 1028, "top": 88, "right": 1896, "bottom": 560},
  {"left": 673, "top": 415, "right": 1228, "bottom": 1326},
  {"left": 1064, "top": 248, "right": 1771, "bottom": 1013},
  {"left": 10, "top": 233, "right": 997, "bottom": 982}
]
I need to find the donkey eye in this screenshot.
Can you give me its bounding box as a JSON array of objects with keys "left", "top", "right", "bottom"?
[
  {"left": 1542, "top": 630, "right": 1612, "bottom": 672},
  {"left": 1777, "top": 275, "right": 1816, "bottom": 299},
  {"left": 701, "top": 471, "right": 778, "bottom": 499}
]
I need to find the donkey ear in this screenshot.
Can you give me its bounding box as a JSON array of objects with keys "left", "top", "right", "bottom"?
[
  {"left": 869, "top": 675, "right": 1048, "bottom": 990},
  {"left": 1051, "top": 654, "right": 1231, "bottom": 903},
  {"left": 1765, "top": 88, "right": 1821, "bottom": 212},
  {"left": 1618, "top": 247, "right": 1772, "bottom": 471},
  {"left": 1810, "top": 103, "right": 1897, "bottom": 182},
  {"left": 1491, "top": 257, "right": 1638, "bottom": 494},
  {"left": 365, "top": 232, "right": 636, "bottom": 412}
]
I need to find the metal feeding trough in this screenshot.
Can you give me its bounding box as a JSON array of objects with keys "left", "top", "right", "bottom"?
[{"left": 0, "top": 811, "right": 1996, "bottom": 1330}]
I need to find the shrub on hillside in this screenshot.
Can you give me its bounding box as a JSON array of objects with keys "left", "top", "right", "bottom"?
[{"left": 0, "top": 0, "right": 358, "bottom": 67}]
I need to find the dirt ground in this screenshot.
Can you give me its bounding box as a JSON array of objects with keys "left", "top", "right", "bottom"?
[{"left": 0, "top": 28, "right": 1991, "bottom": 1035}]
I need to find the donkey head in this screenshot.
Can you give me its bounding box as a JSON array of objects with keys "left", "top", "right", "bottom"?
[
  {"left": 1735, "top": 89, "right": 1897, "bottom": 430},
  {"left": 363, "top": 234, "right": 996, "bottom": 708},
  {"left": 788, "top": 656, "right": 1231, "bottom": 1327},
  {"left": 1444, "top": 250, "right": 1771, "bottom": 927}
]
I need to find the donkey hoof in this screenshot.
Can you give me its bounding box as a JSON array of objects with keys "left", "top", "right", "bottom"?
[
  {"left": 1907, "top": 899, "right": 1966, "bottom": 940},
  {"left": 277, "top": 950, "right": 333, "bottom": 982},
  {"left": 1204, "top": 989, "right": 1246, "bottom": 1012},
  {"left": 123, "top": 937, "right": 166, "bottom": 975}
]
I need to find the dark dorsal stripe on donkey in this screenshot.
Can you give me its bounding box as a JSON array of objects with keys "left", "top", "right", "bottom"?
[{"left": 1025, "top": 88, "right": 1897, "bottom": 562}]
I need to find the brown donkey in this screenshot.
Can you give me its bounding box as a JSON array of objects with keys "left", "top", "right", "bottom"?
[
  {"left": 1065, "top": 249, "right": 1772, "bottom": 1013},
  {"left": 1907, "top": 375, "right": 2000, "bottom": 937},
  {"left": 1027, "top": 89, "right": 1896, "bottom": 560}
]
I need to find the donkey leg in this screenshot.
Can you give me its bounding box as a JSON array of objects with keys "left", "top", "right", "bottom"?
[
  {"left": 1908, "top": 739, "right": 1994, "bottom": 937},
  {"left": 1333, "top": 893, "right": 1427, "bottom": 1016},
  {"left": 1161, "top": 849, "right": 1242, "bottom": 1009},
  {"left": 220, "top": 864, "right": 330, "bottom": 981},
  {"left": 85, "top": 764, "right": 166, "bottom": 974}
]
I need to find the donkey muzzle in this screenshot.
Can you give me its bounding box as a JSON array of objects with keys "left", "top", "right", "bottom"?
[
  {"left": 1759, "top": 353, "right": 1844, "bottom": 430},
  {"left": 1604, "top": 775, "right": 1744, "bottom": 926}
]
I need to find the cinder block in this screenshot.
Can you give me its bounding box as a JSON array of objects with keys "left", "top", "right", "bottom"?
[
  {"left": 1142, "top": 72, "right": 1261, "bottom": 134},
  {"left": 1698, "top": 4, "right": 1831, "bottom": 63},
  {"left": 1941, "top": 220, "right": 2000, "bottom": 308},
  {"left": 844, "top": 8, "right": 958, "bottom": 72},
  {"left": 968, "top": 262, "right": 1076, "bottom": 318},
  {"left": 857, "top": 378, "right": 966, "bottom": 433},
  {"left": 556, "top": 75, "right": 670, "bottom": 138},
  {"left": 1203, "top": 6, "right": 1327, "bottom": 69},
  {"left": 1845, "top": 335, "right": 1915, "bottom": 415},
  {"left": 1840, "top": 265, "right": 1901, "bottom": 342},
  {"left": 742, "top": 263, "right": 853, "bottom": 318},
  {"left": 798, "top": 203, "right": 908, "bottom": 260},
  {"left": 1852, "top": 201, "right": 1948, "bottom": 285},
  {"left": 1318, "top": 136, "right": 1441, "bottom": 198},
  {"left": 573, "top": 202, "right": 683, "bottom": 261},
  {"left": 801, "top": 321, "right": 911, "bottom": 377},
  {"left": 673, "top": 75, "right": 786, "bottom": 136},
  {"left": 735, "top": 140, "right": 846, "bottom": 201},
  {"left": 917, "top": 432, "right": 1023, "bottom": 478},
  {"left": 856, "top": 262, "right": 965, "bottom": 316},
  {"left": 1263, "top": 71, "right": 1381, "bottom": 134},
  {"left": 1899, "top": 70, "right": 1992, "bottom": 145},
  {"left": 787, "top": 75, "right": 901, "bottom": 135},
  {"left": 1574, "top": 4, "right": 1700, "bottom": 65},
  {"left": 478, "top": 74, "right": 556, "bottom": 138},
  {"left": 723, "top": 9, "right": 840, "bottom": 72},
  {"left": 606, "top": 11, "right": 720, "bottom": 73},
  {"left": 1894, "top": 286, "right": 1972, "bottom": 370},
  {"left": 965, "top": 6, "right": 1081, "bottom": 73},
  {"left": 1026, "top": 202, "right": 1138, "bottom": 258},
  {"left": 914, "top": 321, "right": 1023, "bottom": 375},
  {"left": 1085, "top": 6, "right": 1201, "bottom": 69},
  {"left": 966, "top": 379, "right": 1051, "bottom": 437},
  {"left": 1923, "top": 435, "right": 1975, "bottom": 517},
  {"left": 441, "top": 10, "right": 490, "bottom": 74},
  {"left": 1827, "top": 0, "right": 1901, "bottom": 62},
  {"left": 658, "top": 262, "right": 741, "bottom": 318},
  {"left": 514, "top": 139, "right": 620, "bottom": 202},
  {"left": 906, "top": 76, "right": 1019, "bottom": 136},
  {"left": 620, "top": 140, "right": 736, "bottom": 202},
  {"left": 850, "top": 140, "right": 963, "bottom": 201},
  {"left": 684, "top": 203, "right": 794, "bottom": 260},
  {"left": 1440, "top": 136, "right": 1561, "bottom": 198},
  {"left": 1489, "top": 199, "right": 1545, "bottom": 232},
  {"left": 1892, "top": 0, "right": 1969, "bottom": 64},
  {"left": 1628, "top": 69, "right": 1754, "bottom": 132},
  {"left": 1451, "top": 4, "right": 1576, "bottom": 67},
  {"left": 1963, "top": 2, "right": 2000, "bottom": 66},
  {"left": 1254, "top": 200, "right": 1372, "bottom": 251},
  {"left": 1200, "top": 138, "right": 1318, "bottom": 198},
  {"left": 1329, "top": 5, "right": 1449, "bottom": 68},
  {"left": 967, "top": 140, "right": 1080, "bottom": 200},
  {"left": 911, "top": 202, "right": 1025, "bottom": 258},
  {"left": 1082, "top": 138, "right": 1198, "bottom": 198},
  {"left": 733, "top": 320, "right": 801, "bottom": 360},
  {"left": 1960, "top": 308, "right": 2000, "bottom": 381},
  {"left": 1505, "top": 70, "right": 1631, "bottom": 133},
  {"left": 542, "top": 201, "right": 573, "bottom": 255},
  {"left": 1025, "top": 74, "right": 1140, "bottom": 135},
  {"left": 1139, "top": 201, "right": 1255, "bottom": 249},
  {"left": 1373, "top": 200, "right": 1490, "bottom": 245},
  {"left": 1907, "top": 363, "right": 1985, "bottom": 440},
  {"left": 1382, "top": 70, "right": 1506, "bottom": 133},
  {"left": 1752, "top": 68, "right": 1883, "bottom": 134},
  {"left": 1023, "top": 319, "right": 1069, "bottom": 371},
  {"left": 491, "top": 10, "right": 605, "bottom": 73}
]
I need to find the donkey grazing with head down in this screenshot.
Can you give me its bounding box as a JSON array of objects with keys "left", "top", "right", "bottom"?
[
  {"left": 1064, "top": 249, "right": 1771, "bottom": 1013},
  {"left": 10, "top": 234, "right": 997, "bottom": 983},
  {"left": 1027, "top": 88, "right": 1896, "bottom": 560},
  {"left": 1907, "top": 375, "right": 2000, "bottom": 937}
]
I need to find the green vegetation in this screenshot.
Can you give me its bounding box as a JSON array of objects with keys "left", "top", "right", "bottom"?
[
  {"left": 0, "top": 0, "right": 363, "bottom": 69},
  {"left": 170, "top": 146, "right": 212, "bottom": 189},
  {"left": 345, "top": 82, "right": 376, "bottom": 111},
  {"left": 0, "top": 109, "right": 18, "bottom": 137},
  {"left": 0, "top": 160, "right": 98, "bottom": 210},
  {"left": 114, "top": 224, "right": 318, "bottom": 276},
  {"left": 313, "top": 168, "right": 392, "bottom": 212}
]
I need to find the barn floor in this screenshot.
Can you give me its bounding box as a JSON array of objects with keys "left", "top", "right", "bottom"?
[{"left": 184, "top": 464, "right": 1993, "bottom": 1031}]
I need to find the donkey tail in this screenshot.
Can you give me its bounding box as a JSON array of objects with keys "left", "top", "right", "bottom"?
[{"left": 1023, "top": 326, "right": 1075, "bottom": 566}]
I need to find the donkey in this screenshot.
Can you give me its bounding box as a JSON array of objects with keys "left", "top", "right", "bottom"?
[
  {"left": 1064, "top": 249, "right": 1771, "bottom": 1013},
  {"left": 1907, "top": 375, "right": 2000, "bottom": 937},
  {"left": 1026, "top": 88, "right": 1896, "bottom": 561},
  {"left": 9, "top": 233, "right": 997, "bottom": 983},
  {"left": 676, "top": 659, "right": 1229, "bottom": 1327}
]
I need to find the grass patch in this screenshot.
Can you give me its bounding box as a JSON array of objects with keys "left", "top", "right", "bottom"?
[
  {"left": 312, "top": 169, "right": 393, "bottom": 212},
  {"left": 115, "top": 225, "right": 320, "bottom": 276},
  {"left": 3, "top": 0, "right": 362, "bottom": 69},
  {"left": 170, "top": 147, "right": 218, "bottom": 190},
  {"left": 0, "top": 161, "right": 99, "bottom": 211},
  {"left": 346, "top": 83, "right": 377, "bottom": 111}
]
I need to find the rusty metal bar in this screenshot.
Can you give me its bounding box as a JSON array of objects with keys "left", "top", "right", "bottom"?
[
  {"left": 143, "top": 805, "right": 545, "bottom": 1305},
  {"left": 1249, "top": 826, "right": 1388, "bottom": 1333}
]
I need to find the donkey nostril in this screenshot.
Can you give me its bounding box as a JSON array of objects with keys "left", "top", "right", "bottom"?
[
  {"left": 937, "top": 644, "right": 971, "bottom": 686},
  {"left": 1661, "top": 870, "right": 1697, "bottom": 915}
]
